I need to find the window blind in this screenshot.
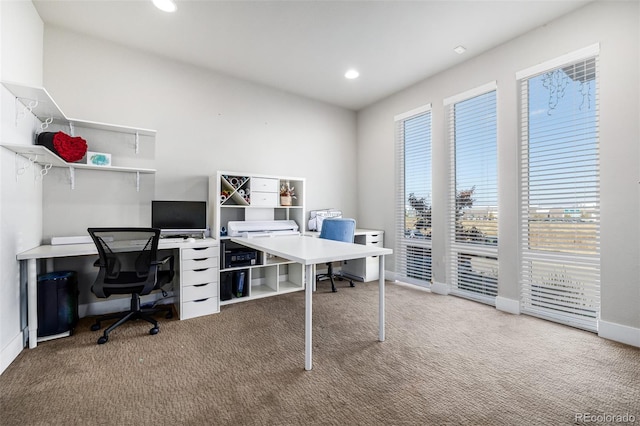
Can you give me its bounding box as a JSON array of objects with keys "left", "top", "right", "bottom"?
[
  {"left": 445, "top": 83, "right": 498, "bottom": 303},
  {"left": 519, "top": 50, "right": 600, "bottom": 331},
  {"left": 395, "top": 105, "right": 432, "bottom": 286}
]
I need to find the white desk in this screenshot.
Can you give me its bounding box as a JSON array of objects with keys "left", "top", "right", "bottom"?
[
  {"left": 17, "top": 238, "right": 217, "bottom": 348},
  {"left": 231, "top": 235, "right": 392, "bottom": 370},
  {"left": 306, "top": 228, "right": 384, "bottom": 282}
]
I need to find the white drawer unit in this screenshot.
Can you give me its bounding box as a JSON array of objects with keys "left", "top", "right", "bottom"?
[
  {"left": 365, "top": 233, "right": 383, "bottom": 245},
  {"left": 183, "top": 281, "right": 217, "bottom": 301},
  {"left": 250, "top": 191, "right": 278, "bottom": 207},
  {"left": 342, "top": 229, "right": 384, "bottom": 282},
  {"left": 177, "top": 242, "right": 220, "bottom": 320},
  {"left": 182, "top": 245, "right": 218, "bottom": 260},
  {"left": 183, "top": 267, "right": 217, "bottom": 286},
  {"left": 181, "top": 297, "right": 219, "bottom": 321},
  {"left": 250, "top": 177, "right": 279, "bottom": 207},
  {"left": 251, "top": 177, "right": 279, "bottom": 192}
]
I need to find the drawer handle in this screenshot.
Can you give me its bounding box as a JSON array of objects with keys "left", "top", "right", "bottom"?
[
  {"left": 194, "top": 268, "right": 210, "bottom": 272},
  {"left": 193, "top": 247, "right": 208, "bottom": 251},
  {"left": 194, "top": 283, "right": 209, "bottom": 288},
  {"left": 194, "top": 298, "right": 209, "bottom": 303},
  {"left": 193, "top": 258, "right": 208, "bottom": 262},
  {"left": 371, "top": 234, "right": 379, "bottom": 237}
]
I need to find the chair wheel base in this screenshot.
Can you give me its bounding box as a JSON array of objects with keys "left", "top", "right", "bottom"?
[
  {"left": 97, "top": 336, "right": 108, "bottom": 344},
  {"left": 150, "top": 327, "right": 159, "bottom": 335}
]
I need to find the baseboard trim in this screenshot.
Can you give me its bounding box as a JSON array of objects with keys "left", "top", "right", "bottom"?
[
  {"left": 598, "top": 319, "right": 640, "bottom": 348},
  {"left": 430, "top": 281, "right": 449, "bottom": 295},
  {"left": 392, "top": 280, "right": 431, "bottom": 292},
  {"left": 496, "top": 296, "right": 520, "bottom": 315},
  {"left": 384, "top": 270, "right": 395, "bottom": 282},
  {"left": 1, "top": 331, "right": 25, "bottom": 375}
]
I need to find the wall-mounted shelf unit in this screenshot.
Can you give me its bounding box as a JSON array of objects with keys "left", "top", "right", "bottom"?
[
  {"left": 1, "top": 81, "right": 157, "bottom": 190},
  {"left": 0, "top": 144, "right": 155, "bottom": 190},
  {"left": 0, "top": 144, "right": 156, "bottom": 173}
]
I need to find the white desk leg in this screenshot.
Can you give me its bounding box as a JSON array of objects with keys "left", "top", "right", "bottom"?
[
  {"left": 27, "top": 259, "right": 38, "bottom": 348},
  {"left": 378, "top": 255, "right": 385, "bottom": 342},
  {"left": 305, "top": 264, "right": 313, "bottom": 371}
]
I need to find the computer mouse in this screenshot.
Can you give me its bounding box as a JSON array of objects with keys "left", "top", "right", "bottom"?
[{"left": 185, "top": 237, "right": 196, "bottom": 243}]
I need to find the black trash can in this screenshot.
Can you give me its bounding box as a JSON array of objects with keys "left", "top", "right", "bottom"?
[{"left": 37, "top": 271, "right": 79, "bottom": 337}]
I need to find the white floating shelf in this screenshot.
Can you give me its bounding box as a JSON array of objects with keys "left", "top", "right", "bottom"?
[
  {"left": 2, "top": 144, "right": 155, "bottom": 191},
  {"left": 1, "top": 81, "right": 156, "bottom": 137},
  {"left": 1, "top": 144, "right": 156, "bottom": 174}
]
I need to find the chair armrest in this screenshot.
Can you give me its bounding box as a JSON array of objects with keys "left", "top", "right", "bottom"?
[{"left": 153, "top": 255, "right": 175, "bottom": 271}]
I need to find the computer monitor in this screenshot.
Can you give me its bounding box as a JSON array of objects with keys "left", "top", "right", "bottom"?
[{"left": 151, "top": 200, "right": 207, "bottom": 236}]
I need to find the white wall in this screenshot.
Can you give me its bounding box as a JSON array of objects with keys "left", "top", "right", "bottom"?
[
  {"left": 357, "top": 1, "right": 640, "bottom": 343},
  {"left": 0, "top": 0, "right": 44, "bottom": 374},
  {"left": 39, "top": 27, "right": 357, "bottom": 308},
  {"left": 41, "top": 26, "right": 357, "bottom": 243},
  {"left": 1, "top": 5, "right": 357, "bottom": 373}
]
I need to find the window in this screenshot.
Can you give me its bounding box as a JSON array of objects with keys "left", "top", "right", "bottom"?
[
  {"left": 395, "top": 105, "right": 432, "bottom": 285},
  {"left": 445, "top": 83, "right": 498, "bottom": 303},
  {"left": 517, "top": 45, "right": 600, "bottom": 331}
]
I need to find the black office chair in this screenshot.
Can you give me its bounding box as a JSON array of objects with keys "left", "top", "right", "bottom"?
[
  {"left": 87, "top": 227, "right": 174, "bottom": 344},
  {"left": 316, "top": 218, "right": 356, "bottom": 292}
]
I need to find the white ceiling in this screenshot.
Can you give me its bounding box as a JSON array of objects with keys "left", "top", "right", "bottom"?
[{"left": 32, "top": 0, "right": 591, "bottom": 111}]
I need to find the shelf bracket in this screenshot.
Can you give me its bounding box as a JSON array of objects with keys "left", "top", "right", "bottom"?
[
  {"left": 68, "top": 121, "right": 75, "bottom": 137},
  {"left": 135, "top": 132, "right": 140, "bottom": 154},
  {"left": 37, "top": 163, "right": 52, "bottom": 182},
  {"left": 136, "top": 171, "right": 140, "bottom": 192},
  {"left": 15, "top": 152, "right": 35, "bottom": 182},
  {"left": 15, "top": 97, "right": 38, "bottom": 126},
  {"left": 40, "top": 117, "right": 53, "bottom": 132},
  {"left": 69, "top": 166, "right": 76, "bottom": 190}
]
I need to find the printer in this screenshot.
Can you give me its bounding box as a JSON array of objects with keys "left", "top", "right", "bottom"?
[{"left": 227, "top": 220, "right": 300, "bottom": 238}]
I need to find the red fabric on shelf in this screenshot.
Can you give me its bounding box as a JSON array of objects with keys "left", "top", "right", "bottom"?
[{"left": 52, "top": 132, "right": 87, "bottom": 162}]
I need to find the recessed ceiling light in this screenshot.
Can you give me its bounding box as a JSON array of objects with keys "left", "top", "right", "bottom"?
[
  {"left": 153, "top": 0, "right": 177, "bottom": 13},
  {"left": 454, "top": 45, "right": 466, "bottom": 55},
  {"left": 345, "top": 69, "right": 360, "bottom": 80}
]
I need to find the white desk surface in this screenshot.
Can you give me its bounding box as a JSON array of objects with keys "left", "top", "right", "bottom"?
[
  {"left": 231, "top": 235, "right": 392, "bottom": 265},
  {"left": 17, "top": 238, "right": 217, "bottom": 260}
]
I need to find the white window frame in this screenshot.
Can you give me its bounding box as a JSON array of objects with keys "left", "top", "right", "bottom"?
[
  {"left": 517, "top": 44, "right": 601, "bottom": 331},
  {"left": 394, "top": 104, "right": 433, "bottom": 287},
  {"left": 445, "top": 82, "right": 498, "bottom": 305}
]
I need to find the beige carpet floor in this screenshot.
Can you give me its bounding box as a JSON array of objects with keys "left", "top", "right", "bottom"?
[{"left": 1, "top": 281, "right": 638, "bottom": 425}]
